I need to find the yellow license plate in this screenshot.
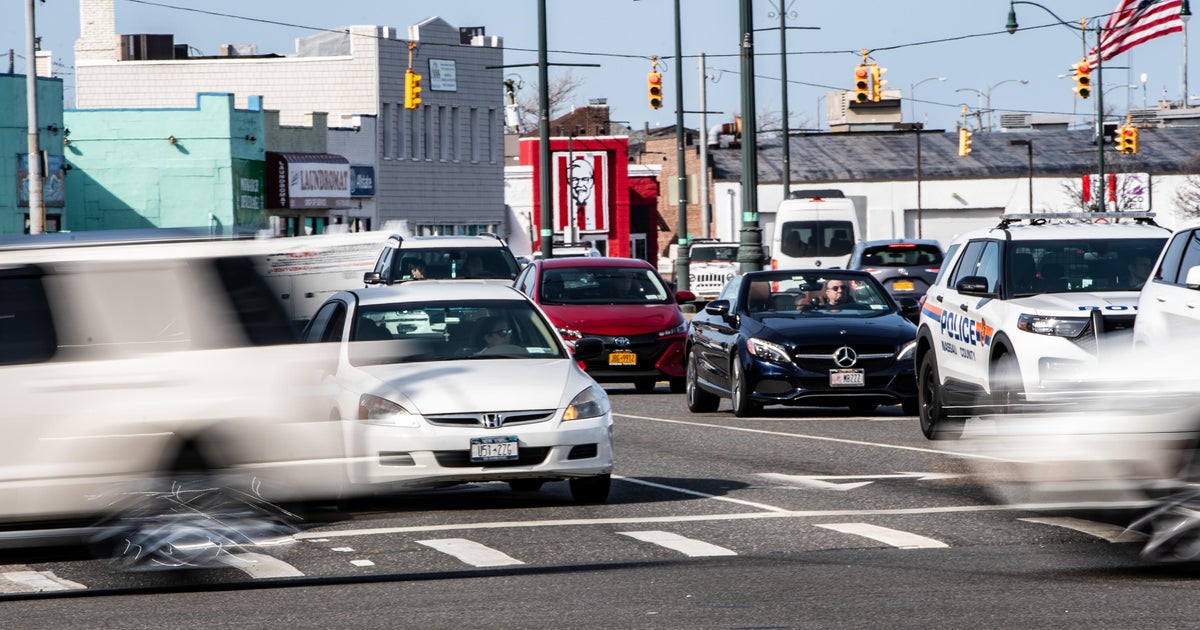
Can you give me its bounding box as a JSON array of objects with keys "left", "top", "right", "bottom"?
[
  {"left": 608, "top": 351, "right": 637, "bottom": 365},
  {"left": 893, "top": 280, "right": 914, "bottom": 291}
]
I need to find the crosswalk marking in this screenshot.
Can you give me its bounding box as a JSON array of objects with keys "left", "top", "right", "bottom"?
[
  {"left": 218, "top": 553, "right": 305, "bottom": 579},
  {"left": 2, "top": 570, "right": 86, "bottom": 592},
  {"left": 815, "top": 523, "right": 949, "bottom": 549},
  {"left": 1019, "top": 517, "right": 1147, "bottom": 543},
  {"left": 416, "top": 538, "right": 525, "bottom": 567},
  {"left": 618, "top": 531, "right": 737, "bottom": 557}
]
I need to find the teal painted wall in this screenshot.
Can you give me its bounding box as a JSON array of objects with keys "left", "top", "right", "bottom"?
[
  {"left": 63, "top": 93, "right": 267, "bottom": 232},
  {"left": 0, "top": 74, "right": 66, "bottom": 234}
]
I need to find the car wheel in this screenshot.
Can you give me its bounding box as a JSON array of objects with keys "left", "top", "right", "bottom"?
[
  {"left": 668, "top": 377, "right": 686, "bottom": 394},
  {"left": 918, "top": 352, "right": 962, "bottom": 440},
  {"left": 569, "top": 473, "right": 611, "bottom": 504},
  {"left": 991, "top": 351, "right": 1024, "bottom": 415},
  {"left": 685, "top": 351, "right": 720, "bottom": 413},
  {"left": 730, "top": 352, "right": 761, "bottom": 418},
  {"left": 634, "top": 378, "right": 658, "bottom": 393},
  {"left": 848, "top": 402, "right": 877, "bottom": 415},
  {"left": 508, "top": 479, "right": 545, "bottom": 493}
]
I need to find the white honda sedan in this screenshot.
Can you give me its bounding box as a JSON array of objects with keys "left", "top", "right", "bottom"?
[{"left": 302, "top": 282, "right": 614, "bottom": 503}]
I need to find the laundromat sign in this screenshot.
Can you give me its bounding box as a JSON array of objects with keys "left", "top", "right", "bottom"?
[{"left": 265, "top": 152, "right": 352, "bottom": 209}]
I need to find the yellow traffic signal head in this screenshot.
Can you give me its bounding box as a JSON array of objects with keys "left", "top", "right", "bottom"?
[
  {"left": 1118, "top": 125, "right": 1139, "bottom": 154},
  {"left": 871, "top": 64, "right": 887, "bottom": 102},
  {"left": 404, "top": 68, "right": 422, "bottom": 109},
  {"left": 648, "top": 71, "right": 663, "bottom": 109},
  {"left": 958, "top": 128, "right": 973, "bottom": 157},
  {"left": 1072, "top": 60, "right": 1091, "bottom": 99},
  {"left": 854, "top": 64, "right": 870, "bottom": 103}
]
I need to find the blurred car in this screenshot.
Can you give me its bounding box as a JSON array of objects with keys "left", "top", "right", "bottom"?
[
  {"left": 1132, "top": 216, "right": 1200, "bottom": 348},
  {"left": 363, "top": 233, "right": 520, "bottom": 285},
  {"left": 0, "top": 232, "right": 345, "bottom": 566},
  {"left": 301, "top": 282, "right": 615, "bottom": 503},
  {"left": 848, "top": 239, "right": 944, "bottom": 316},
  {"left": 685, "top": 269, "right": 919, "bottom": 417},
  {"left": 515, "top": 257, "right": 695, "bottom": 393}
]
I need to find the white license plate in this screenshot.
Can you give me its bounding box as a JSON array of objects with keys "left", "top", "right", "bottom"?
[
  {"left": 470, "top": 436, "right": 519, "bottom": 462},
  {"left": 829, "top": 369, "right": 865, "bottom": 387}
]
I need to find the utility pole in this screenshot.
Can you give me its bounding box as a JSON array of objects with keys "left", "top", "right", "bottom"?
[
  {"left": 25, "top": 0, "right": 44, "bottom": 234},
  {"left": 672, "top": 0, "right": 691, "bottom": 296},
  {"left": 737, "top": 0, "right": 763, "bottom": 274},
  {"left": 536, "top": 0, "right": 552, "bottom": 259},
  {"left": 698, "top": 53, "right": 711, "bottom": 239}
]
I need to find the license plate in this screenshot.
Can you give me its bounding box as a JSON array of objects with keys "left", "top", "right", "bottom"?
[
  {"left": 470, "top": 436, "right": 519, "bottom": 462},
  {"left": 608, "top": 351, "right": 637, "bottom": 366},
  {"left": 893, "top": 280, "right": 915, "bottom": 291},
  {"left": 830, "top": 369, "right": 865, "bottom": 387}
]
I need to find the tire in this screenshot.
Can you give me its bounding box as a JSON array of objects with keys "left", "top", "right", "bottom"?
[
  {"left": 918, "top": 352, "right": 963, "bottom": 440},
  {"left": 685, "top": 351, "right": 720, "bottom": 413},
  {"left": 508, "top": 479, "right": 545, "bottom": 493},
  {"left": 634, "top": 378, "right": 658, "bottom": 393},
  {"left": 848, "top": 403, "right": 877, "bottom": 415},
  {"left": 569, "top": 473, "right": 611, "bottom": 504},
  {"left": 991, "top": 351, "right": 1024, "bottom": 415},
  {"left": 730, "top": 352, "right": 761, "bottom": 418},
  {"left": 668, "top": 377, "right": 686, "bottom": 394}
]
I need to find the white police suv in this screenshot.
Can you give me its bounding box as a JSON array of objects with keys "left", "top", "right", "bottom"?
[{"left": 914, "top": 212, "right": 1169, "bottom": 440}]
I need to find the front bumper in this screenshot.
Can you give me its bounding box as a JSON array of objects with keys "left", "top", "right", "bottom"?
[
  {"left": 579, "top": 335, "right": 686, "bottom": 382},
  {"left": 743, "top": 354, "right": 917, "bottom": 407}
]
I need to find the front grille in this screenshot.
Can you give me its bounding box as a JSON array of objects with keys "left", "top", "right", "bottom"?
[
  {"left": 792, "top": 344, "right": 895, "bottom": 372},
  {"left": 433, "top": 447, "right": 551, "bottom": 468},
  {"left": 425, "top": 410, "right": 555, "bottom": 428}
]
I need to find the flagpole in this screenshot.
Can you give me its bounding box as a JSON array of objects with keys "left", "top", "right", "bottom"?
[
  {"left": 1184, "top": 0, "right": 1192, "bottom": 106},
  {"left": 1097, "top": 20, "right": 1106, "bottom": 213}
]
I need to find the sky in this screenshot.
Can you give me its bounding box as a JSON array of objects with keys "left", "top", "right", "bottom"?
[{"left": 3, "top": 1, "right": 1196, "bottom": 135}]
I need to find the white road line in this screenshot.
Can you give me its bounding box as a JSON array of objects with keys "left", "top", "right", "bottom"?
[
  {"left": 615, "top": 413, "right": 1006, "bottom": 461},
  {"left": 218, "top": 553, "right": 305, "bottom": 579},
  {"left": 757, "top": 472, "right": 873, "bottom": 491},
  {"left": 615, "top": 475, "right": 792, "bottom": 512},
  {"left": 416, "top": 538, "right": 525, "bottom": 567},
  {"left": 1019, "top": 517, "right": 1148, "bottom": 543},
  {"left": 619, "top": 530, "right": 737, "bottom": 557},
  {"left": 350, "top": 559, "right": 375, "bottom": 567},
  {"left": 294, "top": 500, "right": 1154, "bottom": 540},
  {"left": 815, "top": 523, "right": 950, "bottom": 549},
  {"left": 2, "top": 570, "right": 86, "bottom": 592}
]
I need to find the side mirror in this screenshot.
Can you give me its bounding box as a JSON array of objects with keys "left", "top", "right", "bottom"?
[
  {"left": 676, "top": 289, "right": 696, "bottom": 303},
  {"left": 704, "top": 299, "right": 732, "bottom": 317},
  {"left": 363, "top": 271, "right": 382, "bottom": 286},
  {"left": 896, "top": 296, "right": 920, "bottom": 316},
  {"left": 572, "top": 337, "right": 604, "bottom": 362},
  {"left": 1185, "top": 265, "right": 1200, "bottom": 290},
  {"left": 955, "top": 275, "right": 991, "bottom": 296}
]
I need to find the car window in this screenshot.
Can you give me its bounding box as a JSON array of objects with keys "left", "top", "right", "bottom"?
[
  {"left": 779, "top": 221, "right": 855, "bottom": 257},
  {"left": 933, "top": 243, "right": 960, "bottom": 286},
  {"left": 1007, "top": 237, "right": 1167, "bottom": 293},
  {"left": 860, "top": 244, "right": 943, "bottom": 267},
  {"left": 718, "top": 275, "right": 742, "bottom": 308},
  {"left": 691, "top": 246, "right": 738, "bottom": 263},
  {"left": 0, "top": 267, "right": 56, "bottom": 365},
  {"left": 390, "top": 246, "right": 519, "bottom": 281},
  {"left": 539, "top": 267, "right": 670, "bottom": 305},
  {"left": 1172, "top": 231, "right": 1200, "bottom": 286},
  {"left": 1155, "top": 229, "right": 1190, "bottom": 285},
  {"left": 950, "top": 241, "right": 987, "bottom": 288},
  {"left": 347, "top": 299, "right": 565, "bottom": 365}
]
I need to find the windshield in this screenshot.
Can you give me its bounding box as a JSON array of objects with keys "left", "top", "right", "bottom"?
[
  {"left": 691, "top": 245, "right": 738, "bottom": 263},
  {"left": 779, "top": 221, "right": 855, "bottom": 258},
  {"left": 1006, "top": 238, "right": 1167, "bottom": 296},
  {"left": 348, "top": 299, "right": 565, "bottom": 365},
  {"left": 741, "top": 272, "right": 894, "bottom": 318},
  {"left": 539, "top": 266, "right": 672, "bottom": 305}
]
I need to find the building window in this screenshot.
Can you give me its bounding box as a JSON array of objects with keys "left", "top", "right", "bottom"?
[
  {"left": 425, "top": 105, "right": 434, "bottom": 161},
  {"left": 470, "top": 107, "right": 480, "bottom": 163},
  {"left": 451, "top": 106, "right": 460, "bottom": 162},
  {"left": 411, "top": 106, "right": 421, "bottom": 160},
  {"left": 381, "top": 102, "right": 392, "bottom": 159},
  {"left": 395, "top": 104, "right": 404, "bottom": 160},
  {"left": 487, "top": 108, "right": 498, "bottom": 164}
]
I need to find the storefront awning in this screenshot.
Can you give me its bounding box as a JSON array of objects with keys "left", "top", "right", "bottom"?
[{"left": 265, "top": 152, "right": 352, "bottom": 210}]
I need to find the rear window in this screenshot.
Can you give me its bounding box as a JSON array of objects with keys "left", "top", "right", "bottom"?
[
  {"left": 392, "top": 247, "right": 518, "bottom": 281},
  {"left": 860, "top": 244, "right": 943, "bottom": 267}
]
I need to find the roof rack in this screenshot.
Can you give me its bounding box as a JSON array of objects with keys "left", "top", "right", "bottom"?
[{"left": 996, "top": 211, "right": 1157, "bottom": 228}]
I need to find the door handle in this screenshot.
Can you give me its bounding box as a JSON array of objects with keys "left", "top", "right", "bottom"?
[
  {"left": 936, "top": 295, "right": 944, "bottom": 303},
  {"left": 959, "top": 303, "right": 969, "bottom": 312}
]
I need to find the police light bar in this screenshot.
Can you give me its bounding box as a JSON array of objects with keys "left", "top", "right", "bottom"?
[{"left": 997, "top": 211, "right": 1157, "bottom": 227}]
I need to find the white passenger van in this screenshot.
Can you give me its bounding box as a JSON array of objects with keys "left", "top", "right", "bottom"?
[{"left": 770, "top": 189, "right": 860, "bottom": 270}]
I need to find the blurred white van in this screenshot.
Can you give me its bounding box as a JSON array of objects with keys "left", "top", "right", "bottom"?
[{"left": 770, "top": 189, "right": 860, "bottom": 270}]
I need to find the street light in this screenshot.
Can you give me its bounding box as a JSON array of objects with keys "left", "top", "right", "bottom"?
[
  {"left": 1008, "top": 139, "right": 1034, "bottom": 213},
  {"left": 954, "top": 79, "right": 1028, "bottom": 131},
  {"left": 909, "top": 76, "right": 946, "bottom": 123}
]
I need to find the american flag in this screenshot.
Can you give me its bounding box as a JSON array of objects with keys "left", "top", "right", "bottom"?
[{"left": 1087, "top": 0, "right": 1184, "bottom": 68}]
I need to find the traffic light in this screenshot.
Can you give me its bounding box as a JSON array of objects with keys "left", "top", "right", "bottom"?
[
  {"left": 1117, "top": 124, "right": 1139, "bottom": 154},
  {"left": 958, "top": 128, "right": 973, "bottom": 157},
  {"left": 1072, "top": 59, "right": 1091, "bottom": 99},
  {"left": 870, "top": 64, "right": 887, "bottom": 102},
  {"left": 647, "top": 71, "right": 663, "bottom": 109},
  {"left": 404, "top": 68, "right": 422, "bottom": 109},
  {"left": 854, "top": 64, "right": 870, "bottom": 103}
]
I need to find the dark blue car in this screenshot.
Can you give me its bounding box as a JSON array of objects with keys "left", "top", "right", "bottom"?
[{"left": 684, "top": 269, "right": 919, "bottom": 417}]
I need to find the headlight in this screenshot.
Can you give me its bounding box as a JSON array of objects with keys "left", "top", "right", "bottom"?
[
  {"left": 1017, "top": 314, "right": 1089, "bottom": 338},
  {"left": 358, "top": 394, "right": 416, "bottom": 426},
  {"left": 746, "top": 337, "right": 790, "bottom": 363},
  {"left": 897, "top": 340, "right": 917, "bottom": 361},
  {"left": 564, "top": 385, "right": 610, "bottom": 421},
  {"left": 658, "top": 321, "right": 688, "bottom": 337}
]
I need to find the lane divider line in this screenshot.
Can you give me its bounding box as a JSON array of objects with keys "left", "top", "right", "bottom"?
[
  {"left": 815, "top": 523, "right": 950, "bottom": 549},
  {"left": 417, "top": 538, "right": 525, "bottom": 567},
  {"left": 1018, "top": 517, "right": 1148, "bottom": 543},
  {"left": 619, "top": 530, "right": 737, "bottom": 557}
]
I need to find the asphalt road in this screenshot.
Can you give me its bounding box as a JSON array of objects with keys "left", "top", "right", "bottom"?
[{"left": 2, "top": 385, "right": 1198, "bottom": 629}]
